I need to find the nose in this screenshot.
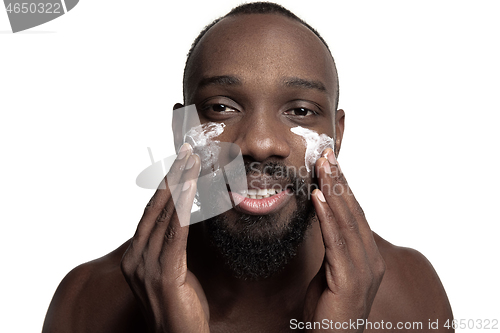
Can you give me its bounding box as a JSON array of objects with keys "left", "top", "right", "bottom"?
[{"left": 234, "top": 109, "right": 290, "bottom": 162}]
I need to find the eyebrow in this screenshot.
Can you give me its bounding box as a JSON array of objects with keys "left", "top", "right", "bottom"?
[
  {"left": 283, "top": 77, "right": 327, "bottom": 92},
  {"left": 196, "top": 75, "right": 327, "bottom": 93},
  {"left": 197, "top": 75, "right": 242, "bottom": 89}
]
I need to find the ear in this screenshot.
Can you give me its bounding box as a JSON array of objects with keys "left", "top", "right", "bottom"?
[
  {"left": 335, "top": 109, "right": 345, "bottom": 157},
  {"left": 172, "top": 103, "right": 185, "bottom": 153}
]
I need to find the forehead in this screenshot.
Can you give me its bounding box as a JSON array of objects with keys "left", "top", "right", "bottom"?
[{"left": 185, "top": 14, "right": 337, "bottom": 101}]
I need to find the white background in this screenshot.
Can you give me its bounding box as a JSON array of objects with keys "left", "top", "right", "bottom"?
[{"left": 1, "top": 1, "right": 499, "bottom": 332}]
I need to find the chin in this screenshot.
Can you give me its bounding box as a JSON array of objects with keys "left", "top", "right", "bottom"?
[{"left": 201, "top": 193, "right": 315, "bottom": 280}]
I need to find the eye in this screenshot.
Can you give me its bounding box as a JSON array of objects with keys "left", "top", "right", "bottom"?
[
  {"left": 207, "top": 104, "right": 237, "bottom": 113},
  {"left": 284, "top": 107, "right": 317, "bottom": 117}
]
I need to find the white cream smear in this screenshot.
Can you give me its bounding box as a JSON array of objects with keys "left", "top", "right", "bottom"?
[
  {"left": 183, "top": 122, "right": 226, "bottom": 172},
  {"left": 290, "top": 126, "right": 334, "bottom": 172}
]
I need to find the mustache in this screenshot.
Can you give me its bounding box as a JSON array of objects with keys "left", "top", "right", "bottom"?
[
  {"left": 245, "top": 161, "right": 292, "bottom": 178},
  {"left": 222, "top": 160, "right": 310, "bottom": 193}
]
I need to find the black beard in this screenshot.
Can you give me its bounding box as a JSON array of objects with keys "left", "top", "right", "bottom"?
[{"left": 203, "top": 161, "right": 317, "bottom": 281}]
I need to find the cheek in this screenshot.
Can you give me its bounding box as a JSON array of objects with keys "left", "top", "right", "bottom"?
[
  {"left": 213, "top": 124, "right": 231, "bottom": 142},
  {"left": 288, "top": 135, "right": 308, "bottom": 167},
  {"left": 184, "top": 122, "right": 226, "bottom": 172},
  {"left": 290, "top": 126, "right": 334, "bottom": 173}
]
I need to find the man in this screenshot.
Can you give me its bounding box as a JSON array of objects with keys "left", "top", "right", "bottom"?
[{"left": 43, "top": 2, "right": 453, "bottom": 332}]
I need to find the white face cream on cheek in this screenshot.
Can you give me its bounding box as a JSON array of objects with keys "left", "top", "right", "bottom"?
[
  {"left": 290, "top": 126, "right": 334, "bottom": 172},
  {"left": 183, "top": 122, "right": 226, "bottom": 171}
]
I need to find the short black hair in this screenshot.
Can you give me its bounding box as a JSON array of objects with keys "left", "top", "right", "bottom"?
[{"left": 183, "top": 1, "right": 339, "bottom": 109}]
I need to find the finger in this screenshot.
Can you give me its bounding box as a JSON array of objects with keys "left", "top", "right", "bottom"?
[
  {"left": 318, "top": 149, "right": 379, "bottom": 255},
  {"left": 323, "top": 149, "right": 366, "bottom": 222},
  {"left": 316, "top": 156, "right": 372, "bottom": 263},
  {"left": 318, "top": 152, "right": 371, "bottom": 236},
  {"left": 159, "top": 177, "right": 199, "bottom": 283},
  {"left": 147, "top": 154, "right": 201, "bottom": 259},
  {"left": 311, "top": 189, "right": 353, "bottom": 288},
  {"left": 316, "top": 156, "right": 360, "bottom": 233},
  {"left": 130, "top": 143, "right": 194, "bottom": 254},
  {"left": 167, "top": 152, "right": 201, "bottom": 228}
]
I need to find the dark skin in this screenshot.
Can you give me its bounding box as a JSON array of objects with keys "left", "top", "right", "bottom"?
[{"left": 43, "top": 14, "right": 453, "bottom": 333}]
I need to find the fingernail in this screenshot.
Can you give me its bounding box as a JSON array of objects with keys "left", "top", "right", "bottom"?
[
  {"left": 176, "top": 143, "right": 191, "bottom": 160},
  {"left": 182, "top": 180, "right": 192, "bottom": 191},
  {"left": 322, "top": 159, "right": 331, "bottom": 174},
  {"left": 316, "top": 190, "right": 326, "bottom": 203},
  {"left": 327, "top": 150, "right": 337, "bottom": 165},
  {"left": 186, "top": 155, "right": 196, "bottom": 170}
]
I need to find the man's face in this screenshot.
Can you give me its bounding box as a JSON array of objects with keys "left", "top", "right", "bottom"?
[{"left": 183, "top": 14, "right": 339, "bottom": 279}]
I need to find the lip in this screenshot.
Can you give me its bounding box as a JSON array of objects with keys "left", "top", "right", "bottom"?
[{"left": 230, "top": 189, "right": 292, "bottom": 215}]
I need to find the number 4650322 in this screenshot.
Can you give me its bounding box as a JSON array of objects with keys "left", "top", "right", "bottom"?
[
  {"left": 5, "top": 2, "right": 61, "bottom": 14},
  {"left": 444, "top": 319, "right": 498, "bottom": 330}
]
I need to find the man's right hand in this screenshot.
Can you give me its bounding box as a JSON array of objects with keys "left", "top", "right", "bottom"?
[{"left": 121, "top": 143, "right": 210, "bottom": 333}]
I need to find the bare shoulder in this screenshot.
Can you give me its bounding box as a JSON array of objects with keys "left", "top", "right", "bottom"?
[
  {"left": 42, "top": 240, "right": 144, "bottom": 333},
  {"left": 369, "top": 233, "right": 454, "bottom": 331}
]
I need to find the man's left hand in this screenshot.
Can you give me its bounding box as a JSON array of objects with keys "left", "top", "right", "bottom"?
[{"left": 303, "top": 148, "right": 386, "bottom": 332}]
